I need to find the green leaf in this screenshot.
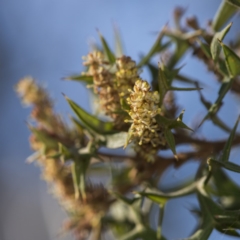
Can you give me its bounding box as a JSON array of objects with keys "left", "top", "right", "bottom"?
[
  {"left": 212, "top": 168, "right": 240, "bottom": 209},
  {"left": 164, "top": 128, "right": 177, "bottom": 159},
  {"left": 170, "top": 114, "right": 193, "bottom": 131},
  {"left": 105, "top": 132, "right": 128, "bottom": 149},
  {"left": 98, "top": 30, "right": 116, "bottom": 64},
  {"left": 136, "top": 192, "right": 168, "bottom": 205},
  {"left": 138, "top": 29, "right": 170, "bottom": 67},
  {"left": 64, "top": 74, "right": 93, "bottom": 84},
  {"left": 156, "top": 111, "right": 193, "bottom": 132},
  {"left": 210, "top": 22, "right": 232, "bottom": 61},
  {"left": 136, "top": 181, "right": 196, "bottom": 203},
  {"left": 162, "top": 65, "right": 182, "bottom": 83},
  {"left": 218, "top": 77, "right": 233, "bottom": 100},
  {"left": 120, "top": 225, "right": 164, "bottom": 240},
  {"left": 198, "top": 77, "right": 233, "bottom": 129},
  {"left": 217, "top": 58, "right": 230, "bottom": 77},
  {"left": 157, "top": 203, "right": 165, "bottom": 240},
  {"left": 183, "top": 225, "right": 213, "bottom": 240},
  {"left": 184, "top": 193, "right": 216, "bottom": 239},
  {"left": 221, "top": 41, "right": 240, "bottom": 77},
  {"left": 71, "top": 160, "right": 81, "bottom": 199},
  {"left": 216, "top": 227, "right": 240, "bottom": 237},
  {"left": 30, "top": 127, "right": 58, "bottom": 151},
  {"left": 65, "top": 96, "right": 116, "bottom": 135},
  {"left": 156, "top": 114, "right": 174, "bottom": 126},
  {"left": 58, "top": 143, "right": 72, "bottom": 161},
  {"left": 114, "top": 25, "right": 124, "bottom": 57},
  {"left": 197, "top": 39, "right": 212, "bottom": 58},
  {"left": 72, "top": 155, "right": 91, "bottom": 200},
  {"left": 167, "top": 40, "right": 189, "bottom": 69},
  {"left": 175, "top": 74, "right": 200, "bottom": 85},
  {"left": 212, "top": 1, "right": 237, "bottom": 31},
  {"left": 158, "top": 63, "right": 170, "bottom": 105},
  {"left": 71, "top": 117, "right": 84, "bottom": 133},
  {"left": 209, "top": 158, "right": 240, "bottom": 173},
  {"left": 169, "top": 86, "right": 202, "bottom": 91},
  {"left": 187, "top": 179, "right": 240, "bottom": 239},
  {"left": 226, "top": 0, "right": 240, "bottom": 8},
  {"left": 220, "top": 117, "right": 239, "bottom": 162},
  {"left": 147, "top": 63, "right": 159, "bottom": 91}
]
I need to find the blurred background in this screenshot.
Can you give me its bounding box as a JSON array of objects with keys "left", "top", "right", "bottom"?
[{"left": 1, "top": 0, "right": 240, "bottom": 239}]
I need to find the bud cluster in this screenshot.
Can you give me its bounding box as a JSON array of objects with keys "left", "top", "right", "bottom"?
[
  {"left": 82, "top": 51, "right": 121, "bottom": 121},
  {"left": 15, "top": 77, "right": 69, "bottom": 137}
]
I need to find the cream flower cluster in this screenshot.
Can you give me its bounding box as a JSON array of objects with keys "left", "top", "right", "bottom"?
[{"left": 126, "top": 79, "right": 166, "bottom": 148}]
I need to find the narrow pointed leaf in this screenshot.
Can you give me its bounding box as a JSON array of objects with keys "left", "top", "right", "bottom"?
[
  {"left": 221, "top": 42, "right": 240, "bottom": 77},
  {"left": 167, "top": 41, "right": 189, "bottom": 69},
  {"left": 218, "top": 78, "right": 233, "bottom": 101},
  {"left": 168, "top": 110, "right": 193, "bottom": 131},
  {"left": 226, "top": 0, "right": 240, "bottom": 8},
  {"left": 136, "top": 181, "right": 196, "bottom": 202},
  {"left": 211, "top": 22, "right": 232, "bottom": 61},
  {"left": 138, "top": 30, "right": 170, "bottom": 67},
  {"left": 157, "top": 203, "right": 165, "bottom": 240},
  {"left": 217, "top": 58, "right": 230, "bottom": 77},
  {"left": 199, "top": 78, "right": 233, "bottom": 128},
  {"left": 212, "top": 1, "right": 237, "bottom": 31},
  {"left": 169, "top": 120, "right": 193, "bottom": 131},
  {"left": 175, "top": 74, "right": 199, "bottom": 84},
  {"left": 158, "top": 64, "right": 170, "bottom": 105},
  {"left": 183, "top": 226, "right": 213, "bottom": 240},
  {"left": 209, "top": 158, "right": 240, "bottom": 173},
  {"left": 30, "top": 127, "right": 58, "bottom": 150},
  {"left": 65, "top": 96, "right": 116, "bottom": 134},
  {"left": 216, "top": 227, "right": 240, "bottom": 237},
  {"left": 164, "top": 128, "right": 177, "bottom": 159},
  {"left": 211, "top": 115, "right": 231, "bottom": 133},
  {"left": 114, "top": 26, "right": 124, "bottom": 57},
  {"left": 98, "top": 31, "right": 116, "bottom": 64},
  {"left": 156, "top": 115, "right": 174, "bottom": 126},
  {"left": 147, "top": 63, "right": 159, "bottom": 91},
  {"left": 58, "top": 143, "right": 72, "bottom": 161},
  {"left": 64, "top": 74, "right": 93, "bottom": 84},
  {"left": 184, "top": 193, "right": 216, "bottom": 239},
  {"left": 198, "top": 40, "right": 212, "bottom": 58},
  {"left": 169, "top": 86, "right": 202, "bottom": 91},
  {"left": 162, "top": 65, "right": 183, "bottom": 83},
  {"left": 220, "top": 117, "right": 239, "bottom": 162},
  {"left": 156, "top": 113, "right": 193, "bottom": 132},
  {"left": 71, "top": 161, "right": 81, "bottom": 199},
  {"left": 136, "top": 192, "right": 168, "bottom": 205}
]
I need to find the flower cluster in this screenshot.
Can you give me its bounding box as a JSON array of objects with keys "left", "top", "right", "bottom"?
[
  {"left": 82, "top": 52, "right": 141, "bottom": 128},
  {"left": 126, "top": 79, "right": 166, "bottom": 161}
]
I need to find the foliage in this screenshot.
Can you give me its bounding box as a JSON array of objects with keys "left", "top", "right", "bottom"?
[{"left": 16, "top": 1, "right": 240, "bottom": 239}]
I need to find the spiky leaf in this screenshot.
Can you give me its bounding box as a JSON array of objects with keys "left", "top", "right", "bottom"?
[
  {"left": 220, "top": 117, "right": 239, "bottom": 162},
  {"left": 211, "top": 22, "right": 232, "bottom": 61},
  {"left": 221, "top": 41, "right": 240, "bottom": 77},
  {"left": 65, "top": 96, "right": 116, "bottom": 134},
  {"left": 98, "top": 30, "right": 116, "bottom": 64}
]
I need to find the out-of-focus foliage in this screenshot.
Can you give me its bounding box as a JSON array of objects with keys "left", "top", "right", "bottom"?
[{"left": 16, "top": 1, "right": 240, "bottom": 239}]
